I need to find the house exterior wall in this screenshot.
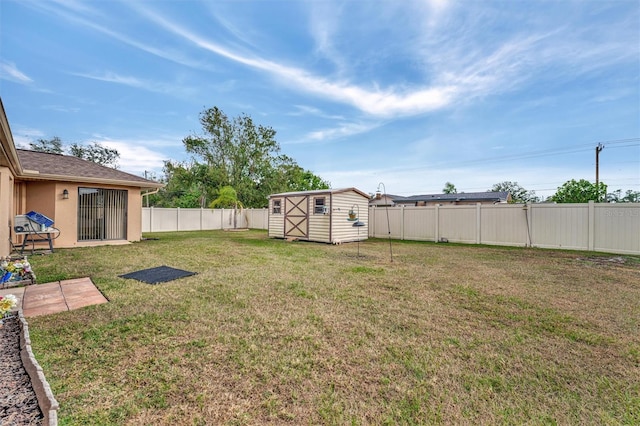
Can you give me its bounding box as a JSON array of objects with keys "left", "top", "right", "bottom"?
[
  {"left": 13, "top": 182, "right": 27, "bottom": 220},
  {"left": 369, "top": 194, "right": 395, "bottom": 207},
  {"left": 0, "top": 167, "right": 15, "bottom": 256},
  {"left": 24, "top": 181, "right": 57, "bottom": 219},
  {"left": 14, "top": 181, "right": 144, "bottom": 250}
]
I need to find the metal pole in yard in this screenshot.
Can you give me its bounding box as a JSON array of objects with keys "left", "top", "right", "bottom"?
[{"left": 377, "top": 182, "right": 393, "bottom": 262}]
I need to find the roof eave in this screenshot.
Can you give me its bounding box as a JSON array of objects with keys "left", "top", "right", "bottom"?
[
  {"left": 270, "top": 187, "right": 369, "bottom": 199},
  {"left": 0, "top": 99, "right": 23, "bottom": 176},
  {"left": 18, "top": 172, "right": 164, "bottom": 189}
]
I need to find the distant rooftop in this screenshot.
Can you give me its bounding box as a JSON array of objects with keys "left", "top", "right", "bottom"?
[{"left": 394, "top": 191, "right": 510, "bottom": 203}]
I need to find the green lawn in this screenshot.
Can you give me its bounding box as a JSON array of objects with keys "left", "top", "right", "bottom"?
[{"left": 27, "top": 230, "right": 639, "bottom": 425}]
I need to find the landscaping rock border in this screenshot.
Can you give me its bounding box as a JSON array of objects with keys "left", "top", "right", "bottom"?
[{"left": 18, "top": 310, "right": 59, "bottom": 426}]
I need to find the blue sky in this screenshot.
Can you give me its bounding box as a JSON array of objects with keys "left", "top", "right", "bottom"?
[{"left": 1, "top": 0, "right": 638, "bottom": 199}]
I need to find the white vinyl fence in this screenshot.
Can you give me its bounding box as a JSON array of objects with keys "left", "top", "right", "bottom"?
[
  {"left": 369, "top": 202, "right": 640, "bottom": 255},
  {"left": 142, "top": 207, "right": 269, "bottom": 232},
  {"left": 143, "top": 202, "right": 640, "bottom": 255}
]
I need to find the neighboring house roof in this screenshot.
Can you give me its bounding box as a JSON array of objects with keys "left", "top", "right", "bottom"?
[
  {"left": 17, "top": 149, "right": 163, "bottom": 189},
  {"left": 369, "top": 193, "right": 406, "bottom": 205},
  {"left": 395, "top": 191, "right": 510, "bottom": 203},
  {"left": 270, "top": 187, "right": 369, "bottom": 199}
]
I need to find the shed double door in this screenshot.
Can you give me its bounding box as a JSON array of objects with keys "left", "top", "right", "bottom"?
[{"left": 284, "top": 195, "right": 309, "bottom": 239}]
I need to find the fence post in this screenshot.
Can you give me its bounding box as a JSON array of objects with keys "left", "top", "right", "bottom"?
[
  {"left": 369, "top": 207, "right": 378, "bottom": 238},
  {"left": 525, "top": 204, "right": 533, "bottom": 247},
  {"left": 401, "top": 206, "right": 405, "bottom": 240},
  {"left": 476, "top": 203, "right": 481, "bottom": 244},
  {"left": 588, "top": 200, "right": 595, "bottom": 251},
  {"left": 149, "top": 207, "right": 153, "bottom": 233},
  {"left": 435, "top": 204, "right": 440, "bottom": 243},
  {"left": 176, "top": 207, "right": 180, "bottom": 231}
]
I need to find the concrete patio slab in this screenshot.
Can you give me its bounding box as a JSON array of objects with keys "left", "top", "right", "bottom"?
[{"left": 2, "top": 278, "right": 108, "bottom": 317}]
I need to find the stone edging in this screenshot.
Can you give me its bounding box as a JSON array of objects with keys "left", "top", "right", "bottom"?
[{"left": 18, "top": 309, "right": 59, "bottom": 426}]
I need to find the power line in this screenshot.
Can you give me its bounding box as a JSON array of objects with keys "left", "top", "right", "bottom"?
[{"left": 385, "top": 138, "right": 640, "bottom": 173}]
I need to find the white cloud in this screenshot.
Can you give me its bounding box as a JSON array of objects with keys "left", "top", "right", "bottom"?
[
  {"left": 131, "top": 4, "right": 462, "bottom": 118},
  {"left": 0, "top": 61, "right": 33, "bottom": 84},
  {"left": 10, "top": 126, "right": 45, "bottom": 148},
  {"left": 88, "top": 137, "right": 172, "bottom": 174},
  {"left": 22, "top": 0, "right": 209, "bottom": 70},
  {"left": 304, "top": 122, "right": 380, "bottom": 143},
  {"left": 48, "top": 1, "right": 636, "bottom": 122},
  {"left": 307, "top": 1, "right": 349, "bottom": 75},
  {"left": 41, "top": 104, "right": 80, "bottom": 113},
  {"left": 71, "top": 71, "right": 198, "bottom": 98}
]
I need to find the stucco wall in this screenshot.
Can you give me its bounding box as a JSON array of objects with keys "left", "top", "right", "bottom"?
[
  {"left": 23, "top": 181, "right": 57, "bottom": 219},
  {"left": 0, "top": 167, "right": 15, "bottom": 256},
  {"left": 15, "top": 181, "right": 143, "bottom": 250}
]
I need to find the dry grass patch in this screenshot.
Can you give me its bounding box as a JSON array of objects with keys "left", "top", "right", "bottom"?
[{"left": 26, "top": 231, "right": 640, "bottom": 425}]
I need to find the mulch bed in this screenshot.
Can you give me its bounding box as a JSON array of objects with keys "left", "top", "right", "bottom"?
[{"left": 0, "top": 315, "right": 44, "bottom": 425}]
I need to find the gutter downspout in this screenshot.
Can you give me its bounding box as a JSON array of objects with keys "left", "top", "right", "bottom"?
[{"left": 141, "top": 188, "right": 160, "bottom": 207}]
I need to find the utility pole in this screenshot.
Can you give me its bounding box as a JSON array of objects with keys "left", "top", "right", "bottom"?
[
  {"left": 595, "top": 143, "right": 604, "bottom": 202},
  {"left": 595, "top": 143, "right": 604, "bottom": 185}
]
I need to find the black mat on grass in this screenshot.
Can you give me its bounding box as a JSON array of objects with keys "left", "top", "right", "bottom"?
[{"left": 119, "top": 265, "right": 196, "bottom": 284}]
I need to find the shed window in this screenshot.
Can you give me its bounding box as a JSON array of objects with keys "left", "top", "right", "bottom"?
[
  {"left": 272, "top": 199, "right": 282, "bottom": 214},
  {"left": 314, "top": 197, "right": 326, "bottom": 214}
]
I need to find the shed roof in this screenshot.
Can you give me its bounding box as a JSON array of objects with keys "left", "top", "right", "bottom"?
[
  {"left": 17, "top": 149, "right": 163, "bottom": 188},
  {"left": 270, "top": 187, "right": 369, "bottom": 199},
  {"left": 395, "top": 191, "right": 510, "bottom": 203}
]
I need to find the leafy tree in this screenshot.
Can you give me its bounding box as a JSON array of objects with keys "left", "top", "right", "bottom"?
[
  {"left": 622, "top": 190, "right": 639, "bottom": 203},
  {"left": 274, "top": 157, "right": 330, "bottom": 193},
  {"left": 152, "top": 161, "right": 219, "bottom": 208},
  {"left": 29, "top": 137, "right": 63, "bottom": 154},
  {"left": 68, "top": 142, "right": 120, "bottom": 168},
  {"left": 550, "top": 179, "right": 607, "bottom": 203},
  {"left": 180, "top": 106, "right": 327, "bottom": 208},
  {"left": 489, "top": 181, "right": 539, "bottom": 203},
  {"left": 606, "top": 189, "right": 640, "bottom": 203},
  {"left": 27, "top": 137, "right": 120, "bottom": 168},
  {"left": 443, "top": 182, "right": 457, "bottom": 194}
]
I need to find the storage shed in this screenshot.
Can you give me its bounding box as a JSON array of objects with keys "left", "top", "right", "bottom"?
[{"left": 268, "top": 188, "right": 369, "bottom": 244}]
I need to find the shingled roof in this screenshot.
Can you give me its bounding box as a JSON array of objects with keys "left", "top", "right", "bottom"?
[
  {"left": 17, "top": 149, "right": 162, "bottom": 188},
  {"left": 394, "top": 191, "right": 510, "bottom": 203}
]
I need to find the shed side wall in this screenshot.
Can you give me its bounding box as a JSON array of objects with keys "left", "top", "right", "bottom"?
[
  {"left": 331, "top": 192, "right": 369, "bottom": 243},
  {"left": 308, "top": 194, "right": 331, "bottom": 242}
]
